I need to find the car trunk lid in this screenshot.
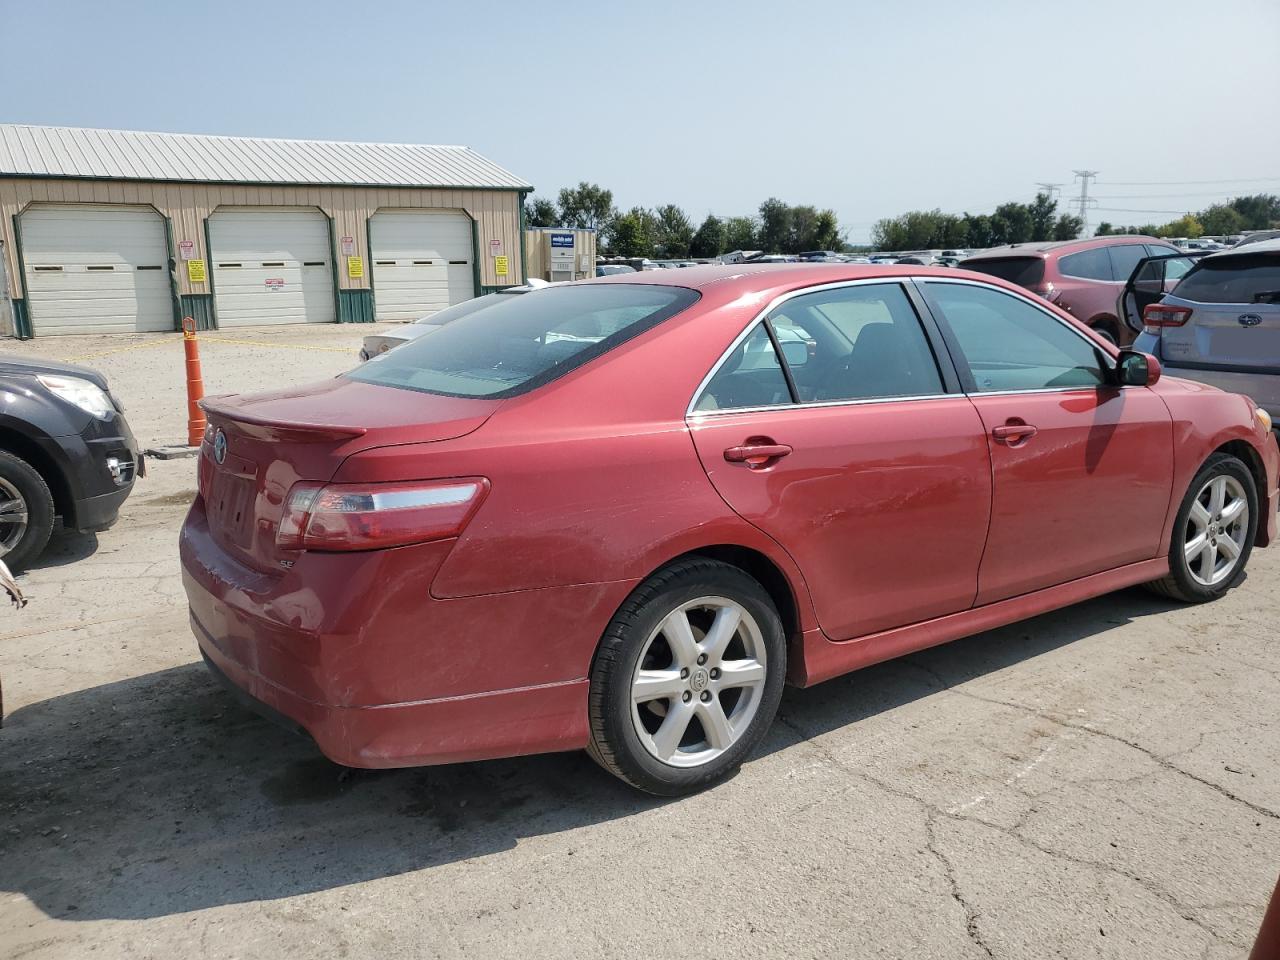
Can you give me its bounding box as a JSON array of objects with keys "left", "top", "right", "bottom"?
[{"left": 199, "top": 377, "right": 499, "bottom": 573}]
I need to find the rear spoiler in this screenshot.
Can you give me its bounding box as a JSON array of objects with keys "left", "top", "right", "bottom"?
[{"left": 199, "top": 396, "right": 368, "bottom": 443}]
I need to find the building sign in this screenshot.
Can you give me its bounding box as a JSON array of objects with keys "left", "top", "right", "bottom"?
[
  {"left": 347, "top": 256, "right": 364, "bottom": 279},
  {"left": 550, "top": 232, "right": 574, "bottom": 248},
  {"left": 186, "top": 259, "right": 207, "bottom": 283},
  {"left": 341, "top": 236, "right": 355, "bottom": 256},
  {"left": 179, "top": 239, "right": 195, "bottom": 260},
  {"left": 489, "top": 238, "right": 503, "bottom": 257},
  {"left": 494, "top": 255, "right": 510, "bottom": 277},
  {"left": 265, "top": 277, "right": 285, "bottom": 290}
]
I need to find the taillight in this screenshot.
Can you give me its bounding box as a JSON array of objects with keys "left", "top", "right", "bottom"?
[
  {"left": 276, "top": 478, "right": 489, "bottom": 552},
  {"left": 1143, "top": 303, "right": 1192, "bottom": 334}
]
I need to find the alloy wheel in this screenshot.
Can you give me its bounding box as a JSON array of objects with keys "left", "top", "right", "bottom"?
[
  {"left": 629, "top": 596, "right": 768, "bottom": 768},
  {"left": 1184, "top": 474, "right": 1249, "bottom": 587},
  {"left": 0, "top": 477, "right": 29, "bottom": 557}
]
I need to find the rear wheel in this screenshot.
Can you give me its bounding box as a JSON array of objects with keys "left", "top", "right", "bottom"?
[
  {"left": 587, "top": 558, "right": 786, "bottom": 795},
  {"left": 0, "top": 450, "right": 55, "bottom": 572},
  {"left": 1146, "top": 453, "right": 1257, "bottom": 603}
]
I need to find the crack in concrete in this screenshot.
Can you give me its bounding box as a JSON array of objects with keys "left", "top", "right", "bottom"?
[
  {"left": 925, "top": 812, "right": 995, "bottom": 958},
  {"left": 903, "top": 661, "right": 1280, "bottom": 823},
  {"left": 774, "top": 713, "right": 1243, "bottom": 950}
]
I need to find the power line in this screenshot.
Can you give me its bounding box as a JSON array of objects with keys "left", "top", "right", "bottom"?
[{"left": 1098, "top": 176, "right": 1280, "bottom": 186}]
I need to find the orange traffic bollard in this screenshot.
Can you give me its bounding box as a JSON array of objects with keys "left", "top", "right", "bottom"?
[{"left": 182, "top": 317, "right": 206, "bottom": 447}]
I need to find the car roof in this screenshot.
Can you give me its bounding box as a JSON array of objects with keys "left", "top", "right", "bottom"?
[
  {"left": 962, "top": 235, "right": 1165, "bottom": 260},
  {"left": 581, "top": 261, "right": 1009, "bottom": 296},
  {"left": 1204, "top": 237, "right": 1280, "bottom": 259}
]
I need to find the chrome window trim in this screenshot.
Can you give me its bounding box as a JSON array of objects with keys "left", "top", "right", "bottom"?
[
  {"left": 689, "top": 392, "right": 957, "bottom": 420},
  {"left": 685, "top": 277, "right": 945, "bottom": 419}
]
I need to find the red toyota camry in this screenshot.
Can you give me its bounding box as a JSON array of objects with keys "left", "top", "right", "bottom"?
[{"left": 181, "top": 264, "right": 1279, "bottom": 796}]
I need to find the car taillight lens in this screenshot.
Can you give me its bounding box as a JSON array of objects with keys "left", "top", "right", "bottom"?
[
  {"left": 276, "top": 478, "right": 489, "bottom": 552},
  {"left": 1143, "top": 303, "right": 1192, "bottom": 333}
]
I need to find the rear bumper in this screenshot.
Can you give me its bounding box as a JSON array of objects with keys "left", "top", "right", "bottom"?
[
  {"left": 1162, "top": 364, "right": 1280, "bottom": 417},
  {"left": 179, "top": 497, "right": 628, "bottom": 767},
  {"left": 194, "top": 613, "right": 588, "bottom": 768}
]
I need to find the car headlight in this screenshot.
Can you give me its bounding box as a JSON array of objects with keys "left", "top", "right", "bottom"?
[
  {"left": 37, "top": 374, "right": 115, "bottom": 419},
  {"left": 1257, "top": 407, "right": 1273, "bottom": 432}
]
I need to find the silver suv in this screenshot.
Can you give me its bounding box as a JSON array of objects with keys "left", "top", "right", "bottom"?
[{"left": 1130, "top": 239, "right": 1280, "bottom": 430}]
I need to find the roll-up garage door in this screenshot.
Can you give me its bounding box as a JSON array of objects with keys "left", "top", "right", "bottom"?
[
  {"left": 369, "top": 210, "right": 474, "bottom": 322},
  {"left": 20, "top": 204, "right": 172, "bottom": 335},
  {"left": 209, "top": 208, "right": 335, "bottom": 326}
]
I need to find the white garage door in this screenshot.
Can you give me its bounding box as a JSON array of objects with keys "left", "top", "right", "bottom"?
[
  {"left": 21, "top": 204, "right": 172, "bottom": 335},
  {"left": 209, "top": 208, "right": 335, "bottom": 326},
  {"left": 370, "top": 210, "right": 474, "bottom": 322}
]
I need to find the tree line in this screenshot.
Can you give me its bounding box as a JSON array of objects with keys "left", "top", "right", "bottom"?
[
  {"left": 1094, "top": 194, "right": 1280, "bottom": 239},
  {"left": 872, "top": 193, "right": 1083, "bottom": 251},
  {"left": 525, "top": 183, "right": 844, "bottom": 258}
]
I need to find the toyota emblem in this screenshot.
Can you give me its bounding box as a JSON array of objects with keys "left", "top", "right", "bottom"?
[
  {"left": 213, "top": 429, "right": 227, "bottom": 464},
  {"left": 1238, "top": 313, "right": 1263, "bottom": 327}
]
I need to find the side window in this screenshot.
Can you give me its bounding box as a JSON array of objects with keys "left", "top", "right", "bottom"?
[
  {"left": 1146, "top": 246, "right": 1193, "bottom": 281},
  {"left": 774, "top": 283, "right": 944, "bottom": 401},
  {"left": 927, "top": 283, "right": 1108, "bottom": 392},
  {"left": 695, "top": 323, "right": 793, "bottom": 411},
  {"left": 1107, "top": 244, "right": 1149, "bottom": 283},
  {"left": 1058, "top": 247, "right": 1113, "bottom": 281}
]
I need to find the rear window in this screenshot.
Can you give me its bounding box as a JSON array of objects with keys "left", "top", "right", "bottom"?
[
  {"left": 961, "top": 257, "right": 1045, "bottom": 288},
  {"left": 1172, "top": 254, "right": 1280, "bottom": 304},
  {"left": 347, "top": 284, "right": 700, "bottom": 398},
  {"left": 411, "top": 291, "right": 515, "bottom": 326}
]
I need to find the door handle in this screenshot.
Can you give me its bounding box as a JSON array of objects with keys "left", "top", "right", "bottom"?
[
  {"left": 992, "top": 422, "right": 1038, "bottom": 445},
  {"left": 724, "top": 442, "right": 793, "bottom": 464}
]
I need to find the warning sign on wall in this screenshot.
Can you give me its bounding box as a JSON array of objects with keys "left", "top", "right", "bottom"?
[
  {"left": 187, "top": 259, "right": 207, "bottom": 283},
  {"left": 347, "top": 256, "right": 364, "bottom": 279},
  {"left": 341, "top": 236, "right": 355, "bottom": 256},
  {"left": 494, "top": 255, "right": 509, "bottom": 277},
  {"left": 179, "top": 239, "right": 195, "bottom": 260}
]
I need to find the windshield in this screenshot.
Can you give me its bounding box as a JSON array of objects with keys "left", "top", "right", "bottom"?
[
  {"left": 1172, "top": 254, "right": 1280, "bottom": 304},
  {"left": 348, "top": 283, "right": 700, "bottom": 398},
  {"left": 961, "top": 256, "right": 1046, "bottom": 287},
  {"left": 413, "top": 291, "right": 518, "bottom": 326}
]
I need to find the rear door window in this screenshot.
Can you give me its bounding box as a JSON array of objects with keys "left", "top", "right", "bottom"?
[
  {"left": 1171, "top": 255, "right": 1280, "bottom": 304},
  {"left": 349, "top": 284, "right": 699, "bottom": 398},
  {"left": 695, "top": 323, "right": 793, "bottom": 411},
  {"left": 1058, "top": 248, "right": 1113, "bottom": 281},
  {"left": 926, "top": 282, "right": 1108, "bottom": 392},
  {"left": 1107, "top": 244, "right": 1150, "bottom": 283}
]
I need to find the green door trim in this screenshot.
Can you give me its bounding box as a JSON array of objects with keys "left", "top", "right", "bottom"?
[
  {"left": 469, "top": 215, "right": 482, "bottom": 299},
  {"left": 9, "top": 214, "right": 32, "bottom": 338},
  {"left": 202, "top": 216, "right": 220, "bottom": 330}
]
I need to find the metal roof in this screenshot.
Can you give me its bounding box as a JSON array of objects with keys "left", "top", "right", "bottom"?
[{"left": 0, "top": 124, "right": 531, "bottom": 190}]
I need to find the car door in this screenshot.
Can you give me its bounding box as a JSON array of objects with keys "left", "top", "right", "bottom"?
[
  {"left": 918, "top": 278, "right": 1174, "bottom": 605},
  {"left": 688, "top": 280, "right": 992, "bottom": 640},
  {"left": 1117, "top": 252, "right": 1198, "bottom": 334}
]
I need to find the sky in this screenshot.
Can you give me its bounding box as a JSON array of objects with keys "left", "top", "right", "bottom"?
[{"left": 3, "top": 0, "right": 1278, "bottom": 243}]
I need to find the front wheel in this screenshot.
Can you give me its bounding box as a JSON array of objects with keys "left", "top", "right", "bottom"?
[
  {"left": 587, "top": 558, "right": 786, "bottom": 796},
  {"left": 1146, "top": 453, "right": 1258, "bottom": 603}
]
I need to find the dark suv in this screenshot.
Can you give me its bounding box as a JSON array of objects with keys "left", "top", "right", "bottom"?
[
  {"left": 0, "top": 355, "right": 142, "bottom": 569},
  {"left": 961, "top": 235, "right": 1183, "bottom": 345}
]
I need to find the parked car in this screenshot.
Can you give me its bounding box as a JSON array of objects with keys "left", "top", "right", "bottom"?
[
  {"left": 1116, "top": 251, "right": 1201, "bottom": 338},
  {"left": 0, "top": 356, "right": 141, "bottom": 569},
  {"left": 961, "top": 235, "right": 1183, "bottom": 345},
  {"left": 183, "top": 264, "right": 1277, "bottom": 796},
  {"left": 358, "top": 281, "right": 551, "bottom": 360},
  {"left": 596, "top": 264, "right": 637, "bottom": 277},
  {"left": 1129, "top": 239, "right": 1280, "bottom": 431},
  {"left": 1235, "top": 230, "right": 1280, "bottom": 248}
]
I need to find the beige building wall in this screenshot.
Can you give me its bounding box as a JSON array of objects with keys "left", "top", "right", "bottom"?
[{"left": 0, "top": 177, "right": 525, "bottom": 304}]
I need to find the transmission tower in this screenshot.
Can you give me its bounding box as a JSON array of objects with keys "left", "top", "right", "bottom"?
[
  {"left": 1035, "top": 182, "right": 1063, "bottom": 201},
  {"left": 1072, "top": 170, "right": 1099, "bottom": 235}
]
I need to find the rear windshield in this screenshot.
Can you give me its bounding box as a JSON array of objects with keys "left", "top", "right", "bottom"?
[
  {"left": 347, "top": 284, "right": 700, "bottom": 398},
  {"left": 961, "top": 257, "right": 1045, "bottom": 287},
  {"left": 1172, "top": 254, "right": 1280, "bottom": 304}
]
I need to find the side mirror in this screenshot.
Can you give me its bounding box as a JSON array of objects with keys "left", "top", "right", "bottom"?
[
  {"left": 779, "top": 339, "right": 809, "bottom": 368},
  {"left": 1117, "top": 349, "right": 1161, "bottom": 387}
]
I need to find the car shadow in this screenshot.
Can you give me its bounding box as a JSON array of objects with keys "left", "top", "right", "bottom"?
[
  {"left": 0, "top": 586, "right": 1181, "bottom": 921},
  {"left": 20, "top": 528, "right": 100, "bottom": 573}
]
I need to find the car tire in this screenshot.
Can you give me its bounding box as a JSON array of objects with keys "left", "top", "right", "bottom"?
[
  {"left": 1091, "top": 324, "right": 1118, "bottom": 345},
  {"left": 586, "top": 557, "right": 786, "bottom": 796},
  {"left": 0, "top": 450, "right": 55, "bottom": 572},
  {"left": 1145, "top": 452, "right": 1258, "bottom": 603}
]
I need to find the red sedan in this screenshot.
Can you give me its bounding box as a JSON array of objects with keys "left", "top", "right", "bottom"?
[{"left": 180, "top": 265, "right": 1279, "bottom": 795}]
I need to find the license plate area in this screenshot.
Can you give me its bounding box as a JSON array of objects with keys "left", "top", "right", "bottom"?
[{"left": 208, "top": 471, "right": 256, "bottom": 548}]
